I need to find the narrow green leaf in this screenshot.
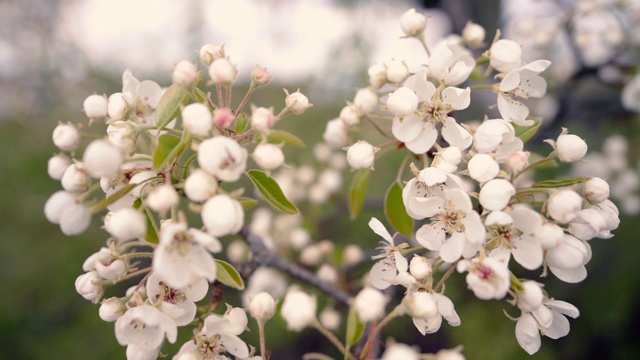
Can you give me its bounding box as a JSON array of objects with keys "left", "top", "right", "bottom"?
[
  {"left": 246, "top": 170, "right": 298, "bottom": 214},
  {"left": 532, "top": 177, "right": 590, "bottom": 188},
  {"left": 234, "top": 113, "right": 249, "bottom": 134},
  {"left": 215, "top": 259, "right": 245, "bottom": 290},
  {"left": 133, "top": 198, "right": 159, "bottom": 244},
  {"left": 153, "top": 134, "right": 181, "bottom": 170},
  {"left": 195, "top": 87, "right": 210, "bottom": 106},
  {"left": 237, "top": 197, "right": 258, "bottom": 210},
  {"left": 514, "top": 119, "right": 541, "bottom": 143},
  {"left": 345, "top": 305, "right": 365, "bottom": 348},
  {"left": 260, "top": 130, "right": 306, "bottom": 148},
  {"left": 348, "top": 169, "right": 371, "bottom": 220},
  {"left": 155, "top": 83, "right": 189, "bottom": 130},
  {"left": 384, "top": 182, "right": 414, "bottom": 237}
]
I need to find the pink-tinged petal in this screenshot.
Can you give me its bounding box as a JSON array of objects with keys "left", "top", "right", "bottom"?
[
  {"left": 369, "top": 217, "right": 393, "bottom": 243},
  {"left": 512, "top": 235, "right": 543, "bottom": 270},
  {"left": 394, "top": 251, "right": 408, "bottom": 273},
  {"left": 413, "top": 314, "right": 443, "bottom": 335},
  {"left": 515, "top": 313, "right": 542, "bottom": 355},
  {"left": 434, "top": 293, "right": 460, "bottom": 326},
  {"left": 440, "top": 232, "right": 465, "bottom": 263},
  {"left": 392, "top": 115, "right": 423, "bottom": 143},
  {"left": 544, "top": 310, "right": 570, "bottom": 339},
  {"left": 370, "top": 260, "right": 395, "bottom": 290},
  {"left": 442, "top": 86, "right": 471, "bottom": 110},
  {"left": 416, "top": 223, "right": 446, "bottom": 251},
  {"left": 549, "top": 265, "right": 587, "bottom": 283},
  {"left": 408, "top": 196, "right": 444, "bottom": 219},
  {"left": 403, "top": 72, "right": 435, "bottom": 101},
  {"left": 512, "top": 206, "right": 542, "bottom": 235},
  {"left": 221, "top": 334, "right": 250, "bottom": 358},
  {"left": 463, "top": 211, "right": 486, "bottom": 244},
  {"left": 545, "top": 300, "right": 580, "bottom": 318},
  {"left": 404, "top": 122, "right": 438, "bottom": 154},
  {"left": 442, "top": 117, "right": 472, "bottom": 149}
]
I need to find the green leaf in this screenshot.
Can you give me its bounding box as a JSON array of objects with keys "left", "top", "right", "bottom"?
[
  {"left": 514, "top": 119, "right": 541, "bottom": 143},
  {"left": 345, "top": 305, "right": 365, "bottom": 348},
  {"left": 348, "top": 169, "right": 371, "bottom": 220},
  {"left": 237, "top": 196, "right": 258, "bottom": 210},
  {"left": 234, "top": 113, "right": 249, "bottom": 134},
  {"left": 384, "top": 182, "right": 414, "bottom": 237},
  {"left": 246, "top": 170, "right": 298, "bottom": 214},
  {"left": 532, "top": 177, "right": 590, "bottom": 188},
  {"left": 90, "top": 182, "right": 138, "bottom": 212},
  {"left": 257, "top": 130, "right": 306, "bottom": 148},
  {"left": 195, "top": 87, "right": 210, "bottom": 106},
  {"left": 155, "top": 83, "right": 189, "bottom": 130},
  {"left": 133, "top": 198, "right": 159, "bottom": 244},
  {"left": 153, "top": 134, "right": 181, "bottom": 170},
  {"left": 215, "top": 259, "right": 245, "bottom": 290}
]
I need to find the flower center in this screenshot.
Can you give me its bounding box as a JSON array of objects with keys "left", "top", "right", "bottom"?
[
  {"left": 487, "top": 224, "right": 522, "bottom": 249},
  {"left": 433, "top": 209, "right": 466, "bottom": 233}
]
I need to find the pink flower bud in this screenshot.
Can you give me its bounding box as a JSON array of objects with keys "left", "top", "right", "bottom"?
[
  {"left": 508, "top": 150, "right": 530, "bottom": 172},
  {"left": 199, "top": 44, "right": 225, "bottom": 65},
  {"left": 251, "top": 106, "right": 276, "bottom": 131},
  {"left": 208, "top": 58, "right": 237, "bottom": 85},
  {"left": 213, "top": 107, "right": 235, "bottom": 128},
  {"left": 172, "top": 60, "right": 199, "bottom": 88},
  {"left": 251, "top": 65, "right": 272, "bottom": 85}
]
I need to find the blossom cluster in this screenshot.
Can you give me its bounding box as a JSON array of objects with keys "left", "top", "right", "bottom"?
[{"left": 45, "top": 6, "right": 622, "bottom": 360}]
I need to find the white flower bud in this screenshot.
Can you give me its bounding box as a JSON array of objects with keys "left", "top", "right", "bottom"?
[
  {"left": 107, "top": 92, "right": 132, "bottom": 119},
  {"left": 296, "top": 166, "right": 316, "bottom": 185},
  {"left": 547, "top": 189, "right": 583, "bottom": 223},
  {"left": 146, "top": 183, "right": 179, "bottom": 213},
  {"left": 440, "top": 146, "right": 462, "bottom": 165},
  {"left": 555, "top": 133, "right": 588, "bottom": 162},
  {"left": 75, "top": 270, "right": 102, "bottom": 301},
  {"left": 320, "top": 168, "right": 343, "bottom": 192},
  {"left": 435, "top": 348, "right": 465, "bottom": 360},
  {"left": 253, "top": 143, "right": 284, "bottom": 170},
  {"left": 479, "top": 179, "right": 516, "bottom": 211},
  {"left": 61, "top": 163, "right": 89, "bottom": 193},
  {"left": 462, "top": 21, "right": 485, "bottom": 47},
  {"left": 48, "top": 154, "right": 71, "bottom": 180},
  {"left": 199, "top": 44, "right": 225, "bottom": 65},
  {"left": 468, "top": 153, "right": 500, "bottom": 182},
  {"left": 105, "top": 207, "right": 146, "bottom": 241},
  {"left": 172, "top": 60, "right": 198, "bottom": 88},
  {"left": 368, "top": 63, "right": 387, "bottom": 89},
  {"left": 251, "top": 65, "right": 272, "bottom": 86},
  {"left": 130, "top": 171, "right": 157, "bottom": 198},
  {"left": 251, "top": 106, "right": 276, "bottom": 132},
  {"left": 386, "top": 59, "right": 410, "bottom": 84},
  {"left": 386, "top": 87, "right": 418, "bottom": 118},
  {"left": 213, "top": 107, "right": 235, "bottom": 128},
  {"left": 584, "top": 177, "right": 609, "bottom": 204},
  {"left": 99, "top": 297, "right": 124, "bottom": 322},
  {"left": 382, "top": 344, "right": 420, "bottom": 360},
  {"left": 107, "top": 121, "right": 134, "bottom": 152},
  {"left": 60, "top": 203, "right": 91, "bottom": 235},
  {"left": 319, "top": 307, "right": 341, "bottom": 331},
  {"left": 285, "top": 89, "right": 312, "bottom": 114},
  {"left": 45, "top": 190, "right": 76, "bottom": 224},
  {"left": 353, "top": 287, "right": 388, "bottom": 322},
  {"left": 323, "top": 118, "right": 349, "bottom": 149},
  {"left": 346, "top": 140, "right": 378, "bottom": 170},
  {"left": 202, "top": 194, "right": 244, "bottom": 237},
  {"left": 569, "top": 208, "right": 607, "bottom": 241},
  {"left": 343, "top": 244, "right": 364, "bottom": 266},
  {"left": 289, "top": 228, "right": 311, "bottom": 250},
  {"left": 507, "top": 150, "right": 530, "bottom": 173},
  {"left": 409, "top": 255, "right": 432, "bottom": 280},
  {"left": 182, "top": 103, "right": 212, "bottom": 137},
  {"left": 517, "top": 281, "right": 544, "bottom": 312},
  {"left": 95, "top": 259, "right": 126, "bottom": 281},
  {"left": 339, "top": 105, "right": 360, "bottom": 127},
  {"left": 317, "top": 264, "right": 338, "bottom": 284},
  {"left": 83, "top": 94, "right": 108, "bottom": 119},
  {"left": 197, "top": 136, "right": 248, "bottom": 182},
  {"left": 490, "top": 39, "right": 522, "bottom": 73},
  {"left": 184, "top": 169, "right": 217, "bottom": 202},
  {"left": 300, "top": 245, "right": 323, "bottom": 266},
  {"left": 400, "top": 8, "right": 427, "bottom": 36},
  {"left": 52, "top": 123, "right": 80, "bottom": 151},
  {"left": 249, "top": 292, "right": 276, "bottom": 321},
  {"left": 83, "top": 140, "right": 123, "bottom": 178},
  {"left": 403, "top": 291, "right": 437, "bottom": 318},
  {"left": 353, "top": 88, "right": 378, "bottom": 114},
  {"left": 227, "top": 239, "right": 251, "bottom": 263},
  {"left": 280, "top": 289, "right": 317, "bottom": 331},
  {"left": 208, "top": 58, "right": 237, "bottom": 85},
  {"left": 536, "top": 222, "right": 564, "bottom": 249}
]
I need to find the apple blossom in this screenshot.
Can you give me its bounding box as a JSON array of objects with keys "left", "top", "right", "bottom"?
[
  {"left": 201, "top": 194, "right": 244, "bottom": 237},
  {"left": 213, "top": 107, "right": 235, "bottom": 128}
]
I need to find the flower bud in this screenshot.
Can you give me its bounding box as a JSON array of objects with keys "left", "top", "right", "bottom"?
[
  {"left": 386, "top": 59, "right": 410, "bottom": 84},
  {"left": 343, "top": 244, "right": 364, "bottom": 266},
  {"left": 353, "top": 88, "right": 378, "bottom": 114},
  {"left": 61, "top": 163, "right": 89, "bottom": 193},
  {"left": 339, "top": 105, "right": 360, "bottom": 127},
  {"left": 172, "top": 60, "right": 199, "bottom": 88},
  {"left": 517, "top": 281, "right": 544, "bottom": 312},
  {"left": 197, "top": 136, "right": 248, "bottom": 182},
  {"left": 251, "top": 65, "right": 272, "bottom": 85},
  {"left": 95, "top": 259, "right": 126, "bottom": 281},
  {"left": 208, "top": 58, "right": 237, "bottom": 85},
  {"left": 289, "top": 228, "right": 311, "bottom": 249},
  {"left": 555, "top": 133, "right": 587, "bottom": 162},
  {"left": 323, "top": 118, "right": 349, "bottom": 149},
  {"left": 199, "top": 44, "right": 225, "bottom": 65},
  {"left": 83, "top": 94, "right": 108, "bottom": 119},
  {"left": 569, "top": 208, "right": 607, "bottom": 241},
  {"left": 53, "top": 123, "right": 80, "bottom": 151},
  {"left": 280, "top": 289, "right": 317, "bottom": 331},
  {"left": 285, "top": 89, "right": 312, "bottom": 114},
  {"left": 60, "top": 203, "right": 91, "bottom": 235},
  {"left": 479, "top": 179, "right": 516, "bottom": 211},
  {"left": 300, "top": 245, "right": 323, "bottom": 266},
  {"left": 184, "top": 169, "right": 217, "bottom": 202},
  {"left": 99, "top": 297, "right": 125, "bottom": 322},
  {"left": 382, "top": 344, "right": 420, "bottom": 360},
  {"left": 146, "top": 183, "right": 179, "bottom": 213},
  {"left": 249, "top": 291, "right": 276, "bottom": 321},
  {"left": 213, "top": 107, "right": 235, "bottom": 128},
  {"left": 227, "top": 239, "right": 251, "bottom": 263},
  {"left": 584, "top": 177, "right": 609, "bottom": 204},
  {"left": 400, "top": 8, "right": 427, "bottom": 37},
  {"left": 130, "top": 171, "right": 157, "bottom": 198},
  {"left": 182, "top": 103, "right": 213, "bottom": 137},
  {"left": 253, "top": 143, "right": 285, "bottom": 170},
  {"left": 105, "top": 207, "right": 146, "bottom": 241},
  {"left": 319, "top": 307, "right": 341, "bottom": 331},
  {"left": 386, "top": 87, "right": 418, "bottom": 118},
  {"left": 490, "top": 39, "right": 522, "bottom": 73},
  {"left": 409, "top": 255, "right": 432, "bottom": 280},
  {"left": 462, "top": 21, "right": 485, "bottom": 48},
  {"left": 536, "top": 222, "right": 564, "bottom": 249},
  {"left": 547, "top": 189, "right": 583, "bottom": 223},
  {"left": 251, "top": 106, "right": 276, "bottom": 132},
  {"left": 202, "top": 194, "right": 244, "bottom": 237},
  {"left": 317, "top": 264, "right": 338, "bottom": 284},
  {"left": 468, "top": 153, "right": 499, "bottom": 182},
  {"left": 107, "top": 92, "right": 132, "bottom": 119},
  {"left": 107, "top": 121, "right": 135, "bottom": 152},
  {"left": 353, "top": 287, "right": 388, "bottom": 322},
  {"left": 45, "top": 190, "right": 76, "bottom": 224},
  {"left": 507, "top": 150, "right": 530, "bottom": 173},
  {"left": 48, "top": 154, "right": 71, "bottom": 180},
  {"left": 368, "top": 63, "right": 387, "bottom": 89},
  {"left": 403, "top": 291, "right": 437, "bottom": 318},
  {"left": 440, "top": 146, "right": 462, "bottom": 165},
  {"left": 346, "top": 140, "right": 378, "bottom": 170},
  {"left": 75, "top": 270, "right": 102, "bottom": 301},
  {"left": 83, "top": 140, "right": 123, "bottom": 178}
]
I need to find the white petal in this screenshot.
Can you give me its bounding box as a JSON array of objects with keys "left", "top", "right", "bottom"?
[
  {"left": 442, "top": 87, "right": 471, "bottom": 110},
  {"left": 370, "top": 260, "right": 395, "bottom": 290},
  {"left": 544, "top": 310, "right": 570, "bottom": 339},
  {"left": 404, "top": 122, "right": 438, "bottom": 154},
  {"left": 515, "top": 314, "right": 542, "bottom": 355},
  {"left": 392, "top": 115, "right": 423, "bottom": 143},
  {"left": 442, "top": 117, "right": 472, "bottom": 149},
  {"left": 512, "top": 235, "right": 543, "bottom": 270},
  {"left": 440, "top": 232, "right": 465, "bottom": 262},
  {"left": 447, "top": 188, "right": 472, "bottom": 213},
  {"left": 369, "top": 217, "right": 393, "bottom": 243},
  {"left": 434, "top": 293, "right": 460, "bottom": 326},
  {"left": 499, "top": 70, "right": 521, "bottom": 92},
  {"left": 408, "top": 196, "right": 444, "bottom": 219},
  {"left": 221, "top": 334, "right": 250, "bottom": 358},
  {"left": 412, "top": 314, "right": 443, "bottom": 335},
  {"left": 416, "top": 223, "right": 446, "bottom": 251},
  {"left": 394, "top": 251, "right": 409, "bottom": 273},
  {"left": 403, "top": 72, "right": 435, "bottom": 101},
  {"left": 545, "top": 300, "right": 580, "bottom": 318},
  {"left": 511, "top": 206, "right": 542, "bottom": 235},
  {"left": 549, "top": 265, "right": 587, "bottom": 283},
  {"left": 463, "top": 211, "right": 486, "bottom": 244}
]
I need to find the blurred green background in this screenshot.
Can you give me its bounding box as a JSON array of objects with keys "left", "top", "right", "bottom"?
[{"left": 1, "top": 0, "right": 639, "bottom": 359}]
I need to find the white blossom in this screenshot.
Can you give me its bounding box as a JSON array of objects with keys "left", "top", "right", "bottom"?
[
  {"left": 584, "top": 177, "right": 610, "bottom": 204},
  {"left": 172, "top": 60, "right": 198, "bottom": 88},
  {"left": 146, "top": 272, "right": 208, "bottom": 326},
  {"left": 490, "top": 39, "right": 522, "bottom": 73},
  {"left": 353, "top": 287, "right": 388, "bottom": 322},
  {"left": 253, "top": 143, "right": 284, "bottom": 170},
  {"left": 198, "top": 44, "right": 224, "bottom": 65},
  {"left": 346, "top": 140, "right": 378, "bottom": 170},
  {"left": 48, "top": 154, "right": 71, "bottom": 180},
  {"left": 105, "top": 207, "right": 147, "bottom": 242},
  {"left": 197, "top": 136, "right": 248, "bottom": 182},
  {"left": 457, "top": 256, "right": 510, "bottom": 300},
  {"left": 115, "top": 305, "right": 177, "bottom": 352},
  {"left": 411, "top": 293, "right": 461, "bottom": 335},
  {"left": 323, "top": 118, "right": 349, "bottom": 149},
  {"left": 249, "top": 291, "right": 276, "bottom": 321},
  {"left": 547, "top": 189, "right": 583, "bottom": 223},
  {"left": 400, "top": 8, "right": 427, "bottom": 36},
  {"left": 428, "top": 40, "right": 476, "bottom": 86},
  {"left": 201, "top": 194, "right": 244, "bottom": 237},
  {"left": 387, "top": 87, "right": 418, "bottom": 118},
  {"left": 479, "top": 179, "right": 516, "bottom": 211},
  {"left": 146, "top": 183, "right": 179, "bottom": 213},
  {"left": 555, "top": 132, "right": 588, "bottom": 162},
  {"left": 83, "top": 140, "right": 123, "bottom": 178},
  {"left": 83, "top": 94, "right": 109, "bottom": 119},
  {"left": 386, "top": 59, "right": 410, "bottom": 83},
  {"left": 281, "top": 289, "right": 317, "bottom": 331},
  {"left": 182, "top": 103, "right": 212, "bottom": 137},
  {"left": 284, "top": 88, "right": 312, "bottom": 114},
  {"left": 369, "top": 218, "right": 410, "bottom": 289},
  {"left": 52, "top": 123, "right": 80, "bottom": 151}
]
